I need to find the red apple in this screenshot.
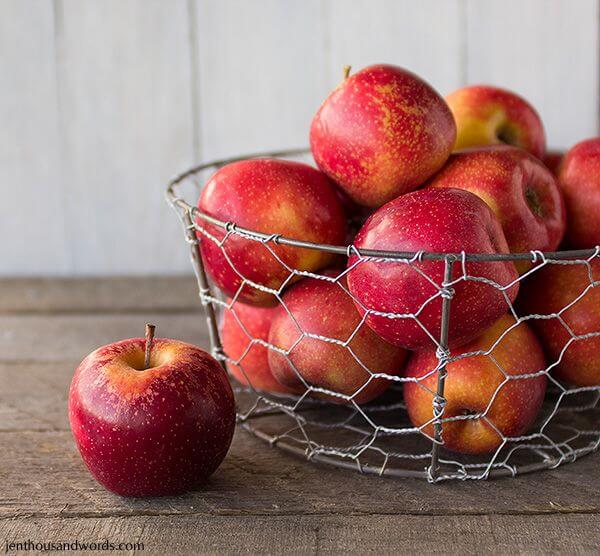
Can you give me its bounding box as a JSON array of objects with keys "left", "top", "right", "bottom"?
[
  {"left": 268, "top": 272, "right": 407, "bottom": 404},
  {"left": 69, "top": 333, "right": 235, "bottom": 496},
  {"left": 347, "top": 188, "right": 519, "bottom": 350},
  {"left": 446, "top": 85, "right": 546, "bottom": 159},
  {"left": 220, "top": 300, "right": 297, "bottom": 394},
  {"left": 198, "top": 159, "right": 347, "bottom": 306},
  {"left": 404, "top": 315, "right": 547, "bottom": 455},
  {"left": 427, "top": 145, "right": 566, "bottom": 272},
  {"left": 310, "top": 64, "right": 456, "bottom": 208},
  {"left": 520, "top": 257, "right": 600, "bottom": 386},
  {"left": 558, "top": 138, "right": 600, "bottom": 248},
  {"left": 543, "top": 150, "right": 564, "bottom": 177}
]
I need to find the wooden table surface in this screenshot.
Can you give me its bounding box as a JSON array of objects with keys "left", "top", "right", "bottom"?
[{"left": 1, "top": 277, "right": 599, "bottom": 555}]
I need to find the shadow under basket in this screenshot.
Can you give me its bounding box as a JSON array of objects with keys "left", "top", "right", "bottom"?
[{"left": 167, "top": 149, "right": 600, "bottom": 483}]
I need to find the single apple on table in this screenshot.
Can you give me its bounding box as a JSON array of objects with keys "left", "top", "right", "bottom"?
[
  {"left": 520, "top": 257, "right": 600, "bottom": 387},
  {"left": 558, "top": 138, "right": 600, "bottom": 248},
  {"left": 220, "top": 300, "right": 297, "bottom": 394},
  {"left": 427, "top": 145, "right": 566, "bottom": 272},
  {"left": 69, "top": 325, "right": 235, "bottom": 497},
  {"left": 445, "top": 85, "right": 546, "bottom": 158},
  {"left": 347, "top": 188, "right": 519, "bottom": 350},
  {"left": 268, "top": 272, "right": 407, "bottom": 404},
  {"left": 198, "top": 159, "right": 347, "bottom": 306},
  {"left": 404, "top": 315, "right": 547, "bottom": 455},
  {"left": 310, "top": 64, "right": 456, "bottom": 208}
]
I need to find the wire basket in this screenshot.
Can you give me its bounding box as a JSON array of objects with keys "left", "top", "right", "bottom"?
[{"left": 167, "top": 149, "right": 600, "bottom": 482}]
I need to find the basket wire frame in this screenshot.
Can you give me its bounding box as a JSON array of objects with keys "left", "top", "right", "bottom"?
[{"left": 167, "top": 149, "right": 600, "bottom": 482}]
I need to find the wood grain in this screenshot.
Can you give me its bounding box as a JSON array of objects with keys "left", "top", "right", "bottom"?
[
  {"left": 1, "top": 514, "right": 599, "bottom": 555},
  {"left": 2, "top": 277, "right": 600, "bottom": 552},
  {"left": 2, "top": 429, "right": 600, "bottom": 520},
  {"left": 0, "top": 276, "right": 198, "bottom": 314},
  {"left": 0, "top": 314, "right": 208, "bottom": 363}
]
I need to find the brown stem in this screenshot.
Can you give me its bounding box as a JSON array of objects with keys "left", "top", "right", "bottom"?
[
  {"left": 144, "top": 323, "right": 156, "bottom": 369},
  {"left": 343, "top": 65, "right": 352, "bottom": 79}
]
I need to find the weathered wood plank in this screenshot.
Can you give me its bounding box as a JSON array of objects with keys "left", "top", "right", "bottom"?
[
  {"left": 0, "top": 276, "right": 199, "bottom": 314},
  {"left": 55, "top": 0, "right": 195, "bottom": 274},
  {"left": 0, "top": 314, "right": 208, "bottom": 362},
  {"left": 327, "top": 0, "right": 464, "bottom": 95},
  {"left": 465, "top": 0, "right": 599, "bottom": 149},
  {"left": 0, "top": 362, "right": 70, "bottom": 431},
  {"left": 1, "top": 427, "right": 599, "bottom": 519},
  {"left": 2, "top": 279, "right": 599, "bottom": 529},
  {"left": 1, "top": 513, "right": 599, "bottom": 555}
]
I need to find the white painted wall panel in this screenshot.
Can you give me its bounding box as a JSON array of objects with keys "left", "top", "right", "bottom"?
[
  {"left": 465, "top": 0, "right": 599, "bottom": 150},
  {"left": 327, "top": 0, "right": 465, "bottom": 96},
  {"left": 55, "top": 0, "right": 195, "bottom": 274},
  {"left": 1, "top": 0, "right": 599, "bottom": 275},
  {"left": 194, "top": 0, "right": 328, "bottom": 160},
  {"left": 0, "top": 1, "right": 68, "bottom": 274}
]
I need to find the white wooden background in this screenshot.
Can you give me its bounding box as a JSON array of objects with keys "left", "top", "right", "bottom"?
[{"left": 2, "top": 0, "right": 599, "bottom": 276}]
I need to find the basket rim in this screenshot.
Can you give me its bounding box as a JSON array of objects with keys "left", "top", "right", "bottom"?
[{"left": 166, "top": 148, "right": 599, "bottom": 263}]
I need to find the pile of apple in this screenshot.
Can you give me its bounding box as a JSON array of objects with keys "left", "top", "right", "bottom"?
[{"left": 198, "top": 64, "right": 600, "bottom": 455}]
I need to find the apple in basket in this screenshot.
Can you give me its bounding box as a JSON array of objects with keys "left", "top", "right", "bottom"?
[
  {"left": 220, "top": 300, "right": 298, "bottom": 394},
  {"left": 310, "top": 64, "right": 456, "bottom": 208},
  {"left": 520, "top": 257, "right": 600, "bottom": 387},
  {"left": 445, "top": 85, "right": 546, "bottom": 158},
  {"left": 69, "top": 325, "right": 235, "bottom": 496},
  {"left": 427, "top": 145, "right": 566, "bottom": 272},
  {"left": 197, "top": 159, "right": 347, "bottom": 306},
  {"left": 558, "top": 137, "right": 600, "bottom": 248},
  {"left": 268, "top": 271, "right": 407, "bottom": 404},
  {"left": 404, "top": 315, "right": 547, "bottom": 455},
  {"left": 347, "top": 188, "right": 519, "bottom": 350}
]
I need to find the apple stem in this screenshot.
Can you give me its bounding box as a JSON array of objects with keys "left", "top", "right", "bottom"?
[
  {"left": 144, "top": 323, "right": 156, "bottom": 370},
  {"left": 343, "top": 65, "right": 351, "bottom": 79}
]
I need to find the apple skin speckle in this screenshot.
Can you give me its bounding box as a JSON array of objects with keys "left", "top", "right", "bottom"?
[
  {"left": 68, "top": 338, "right": 235, "bottom": 497},
  {"left": 347, "top": 188, "right": 520, "bottom": 350},
  {"left": 520, "top": 257, "right": 600, "bottom": 387},
  {"left": 310, "top": 64, "right": 456, "bottom": 208},
  {"left": 558, "top": 137, "right": 600, "bottom": 249},
  {"left": 404, "top": 314, "right": 547, "bottom": 455},
  {"left": 220, "top": 300, "right": 296, "bottom": 395},
  {"left": 197, "top": 158, "right": 347, "bottom": 307},
  {"left": 427, "top": 145, "right": 566, "bottom": 273},
  {"left": 445, "top": 85, "right": 546, "bottom": 159},
  {"left": 268, "top": 271, "right": 407, "bottom": 404}
]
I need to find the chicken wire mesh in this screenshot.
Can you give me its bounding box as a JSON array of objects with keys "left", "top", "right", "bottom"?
[{"left": 167, "top": 149, "right": 600, "bottom": 482}]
